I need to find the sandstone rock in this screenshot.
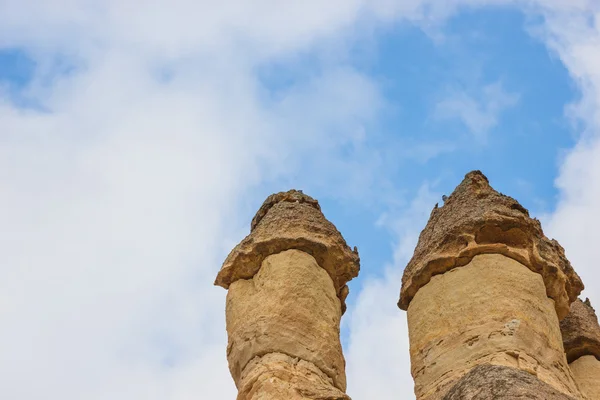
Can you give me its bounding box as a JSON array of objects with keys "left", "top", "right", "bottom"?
[
  {"left": 442, "top": 364, "right": 576, "bottom": 400},
  {"left": 217, "top": 191, "right": 357, "bottom": 399},
  {"left": 569, "top": 355, "right": 600, "bottom": 400},
  {"left": 237, "top": 353, "right": 350, "bottom": 400},
  {"left": 399, "top": 170, "right": 584, "bottom": 319},
  {"left": 407, "top": 254, "right": 579, "bottom": 399},
  {"left": 226, "top": 249, "right": 347, "bottom": 392},
  {"left": 215, "top": 190, "right": 359, "bottom": 312},
  {"left": 560, "top": 298, "right": 600, "bottom": 363}
]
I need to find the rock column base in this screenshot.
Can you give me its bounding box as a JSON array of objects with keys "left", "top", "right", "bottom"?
[
  {"left": 442, "top": 364, "right": 575, "bottom": 399},
  {"left": 237, "top": 353, "right": 350, "bottom": 400}
]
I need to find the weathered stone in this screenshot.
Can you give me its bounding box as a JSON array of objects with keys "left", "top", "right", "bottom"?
[
  {"left": 250, "top": 190, "right": 321, "bottom": 231},
  {"left": 407, "top": 254, "right": 579, "bottom": 399},
  {"left": 217, "top": 190, "right": 357, "bottom": 399},
  {"left": 237, "top": 353, "right": 350, "bottom": 400},
  {"left": 399, "top": 170, "right": 584, "bottom": 320},
  {"left": 560, "top": 299, "right": 600, "bottom": 399},
  {"left": 560, "top": 298, "right": 600, "bottom": 363},
  {"left": 226, "top": 250, "right": 346, "bottom": 391},
  {"left": 442, "top": 364, "right": 576, "bottom": 400},
  {"left": 569, "top": 355, "right": 600, "bottom": 400},
  {"left": 216, "top": 190, "right": 359, "bottom": 312}
]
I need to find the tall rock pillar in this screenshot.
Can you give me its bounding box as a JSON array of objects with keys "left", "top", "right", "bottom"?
[
  {"left": 215, "top": 190, "right": 359, "bottom": 400},
  {"left": 398, "top": 171, "right": 584, "bottom": 399},
  {"left": 561, "top": 298, "right": 600, "bottom": 399}
]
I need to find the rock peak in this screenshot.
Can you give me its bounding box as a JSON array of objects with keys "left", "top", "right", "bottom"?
[
  {"left": 584, "top": 297, "right": 594, "bottom": 311},
  {"left": 444, "top": 170, "right": 528, "bottom": 216},
  {"left": 399, "top": 170, "right": 583, "bottom": 319},
  {"left": 251, "top": 189, "right": 320, "bottom": 231},
  {"left": 464, "top": 169, "right": 490, "bottom": 183}
]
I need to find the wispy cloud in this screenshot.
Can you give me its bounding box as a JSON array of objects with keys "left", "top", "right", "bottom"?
[
  {"left": 0, "top": 2, "right": 396, "bottom": 399},
  {"left": 346, "top": 2, "right": 600, "bottom": 399},
  {"left": 346, "top": 183, "right": 440, "bottom": 400},
  {"left": 538, "top": 3, "right": 600, "bottom": 308},
  {"left": 434, "top": 81, "right": 519, "bottom": 141}
]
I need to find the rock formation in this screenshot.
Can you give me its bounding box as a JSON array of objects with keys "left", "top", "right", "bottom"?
[
  {"left": 399, "top": 171, "right": 584, "bottom": 399},
  {"left": 215, "top": 173, "right": 598, "bottom": 399},
  {"left": 215, "top": 190, "right": 359, "bottom": 400},
  {"left": 561, "top": 298, "right": 600, "bottom": 399}
]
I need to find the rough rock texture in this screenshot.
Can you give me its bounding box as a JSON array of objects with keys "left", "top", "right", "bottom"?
[
  {"left": 442, "top": 364, "right": 576, "bottom": 400},
  {"left": 237, "top": 353, "right": 350, "bottom": 400},
  {"left": 217, "top": 190, "right": 358, "bottom": 400},
  {"left": 569, "top": 355, "right": 600, "bottom": 400},
  {"left": 399, "top": 170, "right": 584, "bottom": 319},
  {"left": 226, "top": 250, "right": 346, "bottom": 391},
  {"left": 216, "top": 190, "right": 359, "bottom": 312},
  {"left": 561, "top": 299, "right": 600, "bottom": 400},
  {"left": 407, "top": 254, "right": 579, "bottom": 399},
  {"left": 560, "top": 298, "right": 600, "bottom": 363}
]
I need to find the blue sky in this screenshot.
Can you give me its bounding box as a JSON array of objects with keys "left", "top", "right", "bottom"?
[
  {"left": 1, "top": 1, "right": 599, "bottom": 399},
  {"left": 252, "top": 6, "right": 578, "bottom": 305}
]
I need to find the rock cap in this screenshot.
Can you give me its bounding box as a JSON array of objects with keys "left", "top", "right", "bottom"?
[
  {"left": 399, "top": 171, "right": 583, "bottom": 319},
  {"left": 560, "top": 298, "right": 600, "bottom": 363},
  {"left": 215, "top": 190, "right": 360, "bottom": 311}
]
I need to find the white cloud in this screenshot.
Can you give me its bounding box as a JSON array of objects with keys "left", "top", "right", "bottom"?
[
  {"left": 546, "top": 137, "right": 600, "bottom": 307},
  {"left": 537, "top": 5, "right": 600, "bottom": 309},
  {"left": 0, "top": 2, "right": 394, "bottom": 399},
  {"left": 434, "top": 81, "right": 520, "bottom": 141},
  {"left": 0, "top": 56, "right": 254, "bottom": 399}
]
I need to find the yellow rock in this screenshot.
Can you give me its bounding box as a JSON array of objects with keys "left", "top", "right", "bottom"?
[
  {"left": 226, "top": 250, "right": 346, "bottom": 395},
  {"left": 237, "top": 353, "right": 349, "bottom": 400},
  {"left": 407, "top": 254, "right": 579, "bottom": 399},
  {"left": 570, "top": 355, "right": 600, "bottom": 399}
]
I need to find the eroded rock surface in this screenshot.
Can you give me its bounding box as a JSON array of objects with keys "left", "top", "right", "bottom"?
[
  {"left": 442, "top": 364, "right": 576, "bottom": 400},
  {"left": 216, "top": 190, "right": 359, "bottom": 312},
  {"left": 560, "top": 299, "right": 600, "bottom": 399},
  {"left": 237, "top": 353, "right": 350, "bottom": 400},
  {"left": 560, "top": 298, "right": 600, "bottom": 363},
  {"left": 569, "top": 355, "right": 600, "bottom": 400},
  {"left": 399, "top": 170, "right": 583, "bottom": 319},
  {"left": 226, "top": 250, "right": 346, "bottom": 391},
  {"left": 407, "top": 254, "right": 579, "bottom": 399}
]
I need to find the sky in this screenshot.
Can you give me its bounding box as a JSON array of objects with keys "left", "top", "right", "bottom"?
[{"left": 1, "top": 1, "right": 599, "bottom": 399}]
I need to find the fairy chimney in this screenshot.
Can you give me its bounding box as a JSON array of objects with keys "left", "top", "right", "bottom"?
[
  {"left": 214, "top": 190, "right": 360, "bottom": 399},
  {"left": 399, "top": 171, "right": 585, "bottom": 399}
]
